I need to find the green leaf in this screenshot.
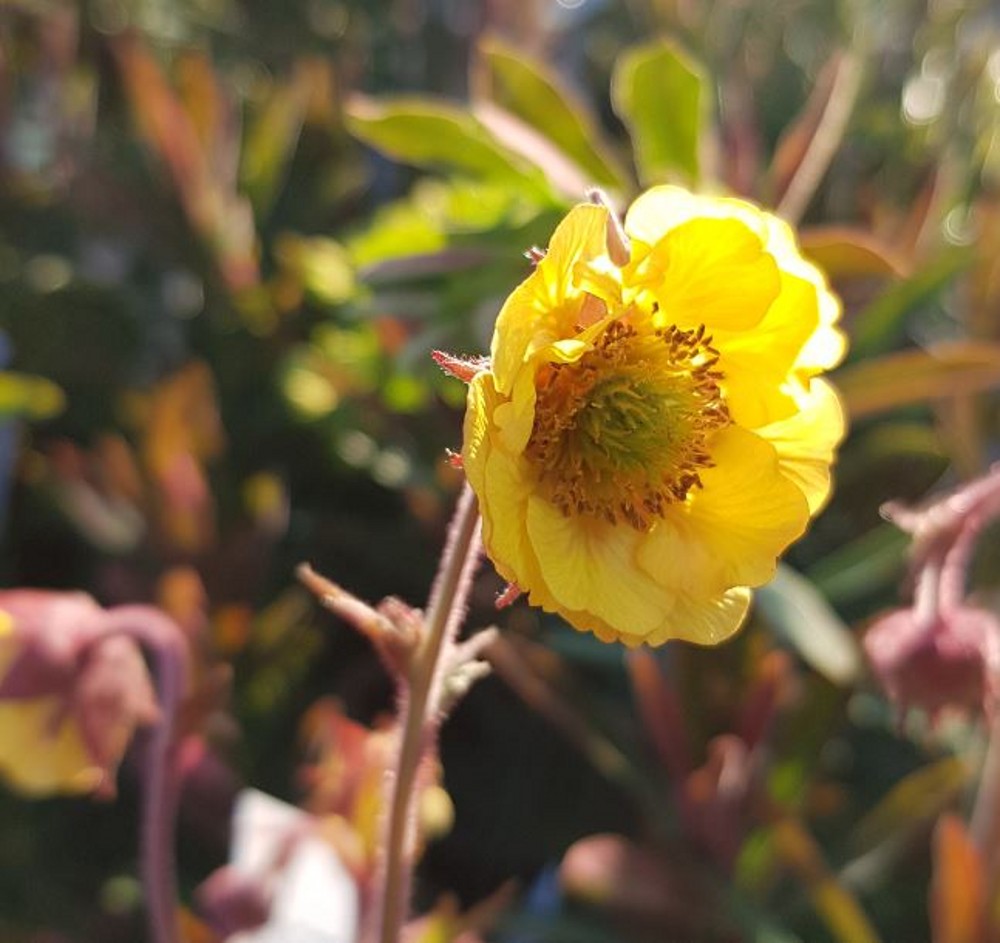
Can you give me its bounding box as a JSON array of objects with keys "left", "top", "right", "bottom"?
[
  {"left": 274, "top": 234, "right": 355, "bottom": 306},
  {"left": 475, "top": 35, "right": 630, "bottom": 191},
  {"left": 241, "top": 74, "right": 309, "bottom": 217},
  {"left": 611, "top": 38, "right": 706, "bottom": 185},
  {"left": 849, "top": 249, "right": 972, "bottom": 358},
  {"left": 0, "top": 372, "right": 64, "bottom": 420},
  {"left": 805, "top": 525, "right": 908, "bottom": 608},
  {"left": 848, "top": 758, "right": 969, "bottom": 859},
  {"left": 345, "top": 95, "right": 553, "bottom": 199},
  {"left": 755, "top": 564, "right": 862, "bottom": 685}
]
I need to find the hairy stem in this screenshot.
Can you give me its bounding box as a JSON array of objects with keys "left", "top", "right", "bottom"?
[{"left": 373, "top": 485, "right": 481, "bottom": 943}]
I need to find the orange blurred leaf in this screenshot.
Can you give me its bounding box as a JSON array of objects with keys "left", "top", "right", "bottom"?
[
  {"left": 931, "top": 814, "right": 985, "bottom": 943},
  {"left": 836, "top": 343, "right": 1000, "bottom": 420},
  {"left": 771, "top": 51, "right": 861, "bottom": 223},
  {"left": 800, "top": 226, "right": 909, "bottom": 280}
]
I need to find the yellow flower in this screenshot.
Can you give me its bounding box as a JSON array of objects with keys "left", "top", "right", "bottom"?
[{"left": 462, "top": 186, "right": 845, "bottom": 646}]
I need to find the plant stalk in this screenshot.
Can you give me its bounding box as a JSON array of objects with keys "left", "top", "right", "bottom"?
[
  {"left": 104, "top": 607, "right": 190, "bottom": 943},
  {"left": 373, "top": 485, "right": 481, "bottom": 943}
]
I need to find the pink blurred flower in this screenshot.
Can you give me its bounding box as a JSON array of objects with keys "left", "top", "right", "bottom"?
[
  {"left": 865, "top": 606, "right": 1000, "bottom": 719},
  {"left": 0, "top": 590, "right": 161, "bottom": 797},
  {"left": 864, "top": 468, "right": 1000, "bottom": 719}
]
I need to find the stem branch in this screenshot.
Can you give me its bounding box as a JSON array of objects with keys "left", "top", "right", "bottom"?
[{"left": 373, "top": 485, "right": 481, "bottom": 943}]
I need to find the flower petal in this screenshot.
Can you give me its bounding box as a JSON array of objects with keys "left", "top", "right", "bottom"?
[
  {"left": 526, "top": 496, "right": 677, "bottom": 639},
  {"left": 491, "top": 203, "right": 611, "bottom": 395},
  {"left": 712, "top": 268, "right": 821, "bottom": 428},
  {"left": 638, "top": 426, "right": 809, "bottom": 595},
  {"left": 643, "top": 587, "right": 752, "bottom": 647},
  {"left": 629, "top": 217, "right": 781, "bottom": 333},
  {"left": 757, "top": 378, "right": 846, "bottom": 514},
  {"left": 624, "top": 185, "right": 769, "bottom": 246}
]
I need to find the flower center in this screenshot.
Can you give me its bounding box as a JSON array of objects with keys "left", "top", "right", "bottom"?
[{"left": 525, "top": 317, "right": 729, "bottom": 530}]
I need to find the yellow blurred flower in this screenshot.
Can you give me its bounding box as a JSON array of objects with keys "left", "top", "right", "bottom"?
[{"left": 462, "top": 186, "right": 845, "bottom": 646}]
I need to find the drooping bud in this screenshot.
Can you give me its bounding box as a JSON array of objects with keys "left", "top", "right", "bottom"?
[
  {"left": 865, "top": 606, "right": 1000, "bottom": 719},
  {"left": 0, "top": 591, "right": 161, "bottom": 797}
]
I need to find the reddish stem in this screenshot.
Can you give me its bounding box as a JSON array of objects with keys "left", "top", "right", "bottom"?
[
  {"left": 103, "top": 607, "right": 190, "bottom": 943},
  {"left": 369, "top": 484, "right": 482, "bottom": 943}
]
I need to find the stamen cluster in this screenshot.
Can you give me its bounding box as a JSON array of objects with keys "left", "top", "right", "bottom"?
[{"left": 526, "top": 319, "right": 729, "bottom": 530}]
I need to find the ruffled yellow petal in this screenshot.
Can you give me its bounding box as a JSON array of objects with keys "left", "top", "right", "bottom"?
[
  {"left": 624, "top": 185, "right": 769, "bottom": 247},
  {"left": 713, "top": 268, "right": 821, "bottom": 429},
  {"left": 526, "top": 496, "right": 677, "bottom": 638},
  {"left": 760, "top": 214, "right": 845, "bottom": 374},
  {"left": 758, "top": 378, "right": 846, "bottom": 514},
  {"left": 643, "top": 587, "right": 753, "bottom": 647},
  {"left": 491, "top": 203, "right": 610, "bottom": 395},
  {"left": 464, "top": 373, "right": 554, "bottom": 609},
  {"left": 628, "top": 217, "right": 781, "bottom": 333},
  {"left": 637, "top": 425, "right": 808, "bottom": 596}
]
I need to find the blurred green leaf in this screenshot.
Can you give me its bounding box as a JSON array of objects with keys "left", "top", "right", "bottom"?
[
  {"left": 849, "top": 250, "right": 973, "bottom": 358},
  {"left": 0, "top": 372, "right": 64, "bottom": 420},
  {"left": 611, "top": 39, "right": 706, "bottom": 185},
  {"left": 347, "top": 200, "right": 447, "bottom": 268},
  {"left": 241, "top": 74, "right": 309, "bottom": 217},
  {"left": 382, "top": 373, "right": 429, "bottom": 413},
  {"left": 837, "top": 342, "right": 1000, "bottom": 420},
  {"left": 805, "top": 525, "right": 908, "bottom": 608},
  {"left": 756, "top": 564, "right": 862, "bottom": 685},
  {"left": 848, "top": 758, "right": 969, "bottom": 859},
  {"left": 345, "top": 95, "right": 553, "bottom": 199},
  {"left": 475, "top": 35, "right": 630, "bottom": 191},
  {"left": 275, "top": 234, "right": 355, "bottom": 306},
  {"left": 772, "top": 818, "right": 883, "bottom": 943}
]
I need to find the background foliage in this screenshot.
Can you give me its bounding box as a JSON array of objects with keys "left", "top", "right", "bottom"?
[{"left": 3, "top": 0, "right": 1000, "bottom": 940}]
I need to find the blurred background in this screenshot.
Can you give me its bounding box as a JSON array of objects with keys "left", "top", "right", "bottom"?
[{"left": 3, "top": 0, "right": 1000, "bottom": 940}]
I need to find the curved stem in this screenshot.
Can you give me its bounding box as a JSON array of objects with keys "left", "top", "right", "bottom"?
[
  {"left": 103, "top": 607, "right": 190, "bottom": 943},
  {"left": 374, "top": 485, "right": 481, "bottom": 943}
]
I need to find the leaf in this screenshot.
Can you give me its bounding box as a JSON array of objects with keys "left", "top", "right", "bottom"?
[
  {"left": 848, "top": 759, "right": 970, "bottom": 859},
  {"left": 611, "top": 39, "right": 706, "bottom": 185},
  {"left": 274, "top": 234, "right": 355, "bottom": 306},
  {"left": 0, "top": 372, "right": 64, "bottom": 420},
  {"left": 472, "top": 101, "right": 594, "bottom": 199},
  {"left": 805, "top": 525, "right": 908, "bottom": 608},
  {"left": 626, "top": 650, "right": 692, "bottom": 778},
  {"left": 836, "top": 342, "right": 1000, "bottom": 420},
  {"left": 799, "top": 227, "right": 909, "bottom": 280},
  {"left": 849, "top": 250, "right": 972, "bottom": 358},
  {"left": 772, "top": 818, "right": 883, "bottom": 943},
  {"left": 930, "top": 814, "right": 986, "bottom": 943},
  {"left": 771, "top": 52, "right": 862, "bottom": 224},
  {"left": 241, "top": 72, "right": 311, "bottom": 217},
  {"left": 474, "top": 35, "right": 630, "bottom": 190},
  {"left": 345, "top": 95, "right": 553, "bottom": 198},
  {"left": 755, "top": 564, "right": 862, "bottom": 685}
]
